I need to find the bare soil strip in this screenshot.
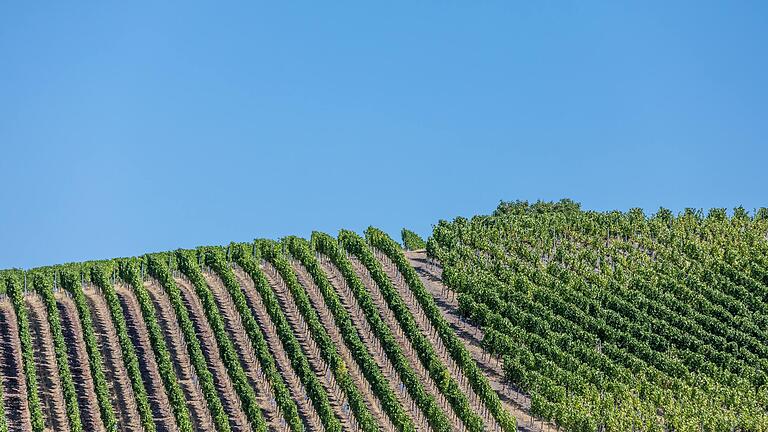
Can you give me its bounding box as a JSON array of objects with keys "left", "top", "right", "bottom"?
[
  {"left": 346, "top": 255, "right": 465, "bottom": 432},
  {"left": 56, "top": 292, "right": 107, "bottom": 432},
  {"left": 173, "top": 276, "right": 251, "bottom": 432},
  {"left": 290, "top": 258, "right": 396, "bottom": 432},
  {"left": 25, "top": 294, "right": 71, "bottom": 431},
  {"left": 0, "top": 298, "right": 34, "bottom": 432},
  {"left": 374, "top": 249, "right": 500, "bottom": 431},
  {"left": 406, "top": 251, "right": 557, "bottom": 432},
  {"left": 260, "top": 262, "right": 355, "bottom": 432},
  {"left": 316, "top": 254, "right": 431, "bottom": 431},
  {"left": 83, "top": 285, "right": 143, "bottom": 432},
  {"left": 113, "top": 284, "right": 177, "bottom": 432},
  {"left": 231, "top": 267, "right": 324, "bottom": 432},
  {"left": 145, "top": 279, "right": 215, "bottom": 432},
  {"left": 200, "top": 271, "right": 284, "bottom": 430}
]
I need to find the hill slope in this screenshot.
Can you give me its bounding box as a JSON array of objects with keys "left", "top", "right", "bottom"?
[
  {"left": 0, "top": 229, "right": 517, "bottom": 432},
  {"left": 429, "top": 200, "right": 768, "bottom": 431},
  {"left": 2, "top": 201, "right": 767, "bottom": 431}
]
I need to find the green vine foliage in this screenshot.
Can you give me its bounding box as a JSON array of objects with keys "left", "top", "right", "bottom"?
[
  {"left": 340, "top": 229, "right": 484, "bottom": 432},
  {"left": 90, "top": 262, "right": 157, "bottom": 432},
  {"left": 259, "top": 239, "right": 379, "bottom": 432},
  {"left": 224, "top": 245, "right": 342, "bottom": 432},
  {"left": 212, "top": 245, "right": 304, "bottom": 432},
  {"left": 175, "top": 249, "right": 269, "bottom": 432},
  {"left": 430, "top": 200, "right": 768, "bottom": 431},
  {"left": 29, "top": 268, "right": 83, "bottom": 432},
  {"left": 0, "top": 277, "right": 8, "bottom": 432},
  {"left": 118, "top": 258, "right": 193, "bottom": 432},
  {"left": 401, "top": 229, "right": 426, "bottom": 251},
  {"left": 285, "top": 236, "right": 416, "bottom": 432},
  {"left": 6, "top": 200, "right": 765, "bottom": 432},
  {"left": 312, "top": 232, "right": 452, "bottom": 432},
  {"left": 57, "top": 265, "right": 118, "bottom": 432},
  {"left": 367, "top": 226, "right": 517, "bottom": 432},
  {"left": 3, "top": 271, "right": 46, "bottom": 432},
  {"left": 145, "top": 253, "right": 233, "bottom": 432}
]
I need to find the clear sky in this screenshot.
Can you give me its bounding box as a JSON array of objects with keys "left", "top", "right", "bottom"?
[{"left": 1, "top": 2, "right": 766, "bottom": 269}]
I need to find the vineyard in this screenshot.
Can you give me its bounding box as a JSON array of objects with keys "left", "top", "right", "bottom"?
[
  {"left": 430, "top": 201, "right": 768, "bottom": 431},
  {"left": 0, "top": 227, "right": 518, "bottom": 432},
  {"left": 0, "top": 202, "right": 766, "bottom": 432}
]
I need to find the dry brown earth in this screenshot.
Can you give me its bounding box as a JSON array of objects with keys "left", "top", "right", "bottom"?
[
  {"left": 173, "top": 275, "right": 252, "bottom": 432},
  {"left": 406, "top": 251, "right": 558, "bottom": 432},
  {"left": 25, "top": 294, "right": 70, "bottom": 431},
  {"left": 83, "top": 285, "right": 143, "bottom": 432},
  {"left": 290, "top": 258, "right": 396, "bottom": 431},
  {"left": 316, "top": 254, "right": 431, "bottom": 431},
  {"left": 201, "top": 271, "right": 284, "bottom": 431},
  {"left": 231, "top": 266, "right": 324, "bottom": 432},
  {"left": 0, "top": 298, "right": 33, "bottom": 432},
  {"left": 113, "top": 285, "right": 176, "bottom": 432},
  {"left": 145, "top": 279, "right": 215, "bottom": 431}
]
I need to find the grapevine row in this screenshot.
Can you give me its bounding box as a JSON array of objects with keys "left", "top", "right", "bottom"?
[
  {"left": 60, "top": 267, "right": 118, "bottom": 431},
  {"left": 175, "top": 249, "right": 269, "bottom": 432},
  {"left": 341, "top": 229, "right": 485, "bottom": 431},
  {"left": 90, "top": 262, "right": 157, "bottom": 432},
  {"left": 260, "top": 239, "right": 379, "bottom": 431},
  {"left": 224, "top": 246, "right": 342, "bottom": 432},
  {"left": 3, "top": 271, "right": 46, "bottom": 432},
  {"left": 285, "top": 236, "right": 416, "bottom": 432},
  {"left": 30, "top": 269, "right": 83, "bottom": 432},
  {"left": 430, "top": 200, "right": 768, "bottom": 430},
  {"left": 119, "top": 259, "right": 194, "bottom": 432},
  {"left": 366, "top": 227, "right": 517, "bottom": 432},
  {"left": 146, "top": 253, "right": 233, "bottom": 432},
  {"left": 313, "top": 231, "right": 451, "bottom": 432}
]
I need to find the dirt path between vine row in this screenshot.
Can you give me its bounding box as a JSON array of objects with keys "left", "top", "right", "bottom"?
[
  {"left": 347, "top": 254, "right": 465, "bottom": 432},
  {"left": 173, "top": 276, "right": 251, "bottom": 432},
  {"left": 56, "top": 291, "right": 106, "bottom": 432},
  {"left": 114, "top": 285, "right": 176, "bottom": 432},
  {"left": 83, "top": 285, "right": 143, "bottom": 432},
  {"left": 373, "top": 248, "right": 501, "bottom": 431},
  {"left": 317, "top": 254, "right": 430, "bottom": 431},
  {"left": 406, "top": 251, "right": 558, "bottom": 432},
  {"left": 25, "top": 294, "right": 70, "bottom": 431},
  {"left": 145, "top": 279, "right": 215, "bottom": 432},
  {"left": 290, "top": 258, "right": 395, "bottom": 432},
  {"left": 201, "top": 271, "right": 284, "bottom": 431},
  {"left": 261, "top": 262, "right": 355, "bottom": 432},
  {"left": 0, "top": 298, "right": 33, "bottom": 432},
  {"left": 231, "top": 267, "right": 324, "bottom": 432}
]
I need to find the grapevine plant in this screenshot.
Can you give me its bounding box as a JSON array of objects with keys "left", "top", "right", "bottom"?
[
  {"left": 401, "top": 229, "right": 426, "bottom": 251},
  {"left": 146, "top": 253, "right": 233, "bottom": 432},
  {"left": 313, "top": 232, "right": 452, "bottom": 432},
  {"left": 260, "top": 239, "right": 380, "bottom": 431},
  {"left": 175, "top": 249, "right": 269, "bottom": 432},
  {"left": 29, "top": 268, "right": 83, "bottom": 432},
  {"left": 90, "top": 262, "right": 157, "bottom": 432},
  {"left": 429, "top": 200, "right": 768, "bottom": 431},
  {"left": 367, "top": 227, "right": 517, "bottom": 432},
  {"left": 3, "top": 271, "right": 46, "bottom": 432},
  {"left": 285, "top": 236, "right": 416, "bottom": 432},
  {"left": 179, "top": 246, "right": 303, "bottom": 432},
  {"left": 225, "top": 245, "right": 342, "bottom": 432},
  {"left": 118, "top": 258, "right": 193, "bottom": 432},
  {"left": 0, "top": 278, "right": 10, "bottom": 432},
  {"left": 57, "top": 264, "right": 118, "bottom": 432}
]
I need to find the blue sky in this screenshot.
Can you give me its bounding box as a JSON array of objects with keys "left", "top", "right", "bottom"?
[{"left": 1, "top": 2, "right": 766, "bottom": 269}]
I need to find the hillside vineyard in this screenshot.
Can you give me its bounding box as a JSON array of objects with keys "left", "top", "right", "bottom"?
[
  {"left": 430, "top": 201, "right": 768, "bottom": 431},
  {"left": 0, "top": 228, "right": 520, "bottom": 432},
  {"left": 0, "top": 203, "right": 765, "bottom": 432}
]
